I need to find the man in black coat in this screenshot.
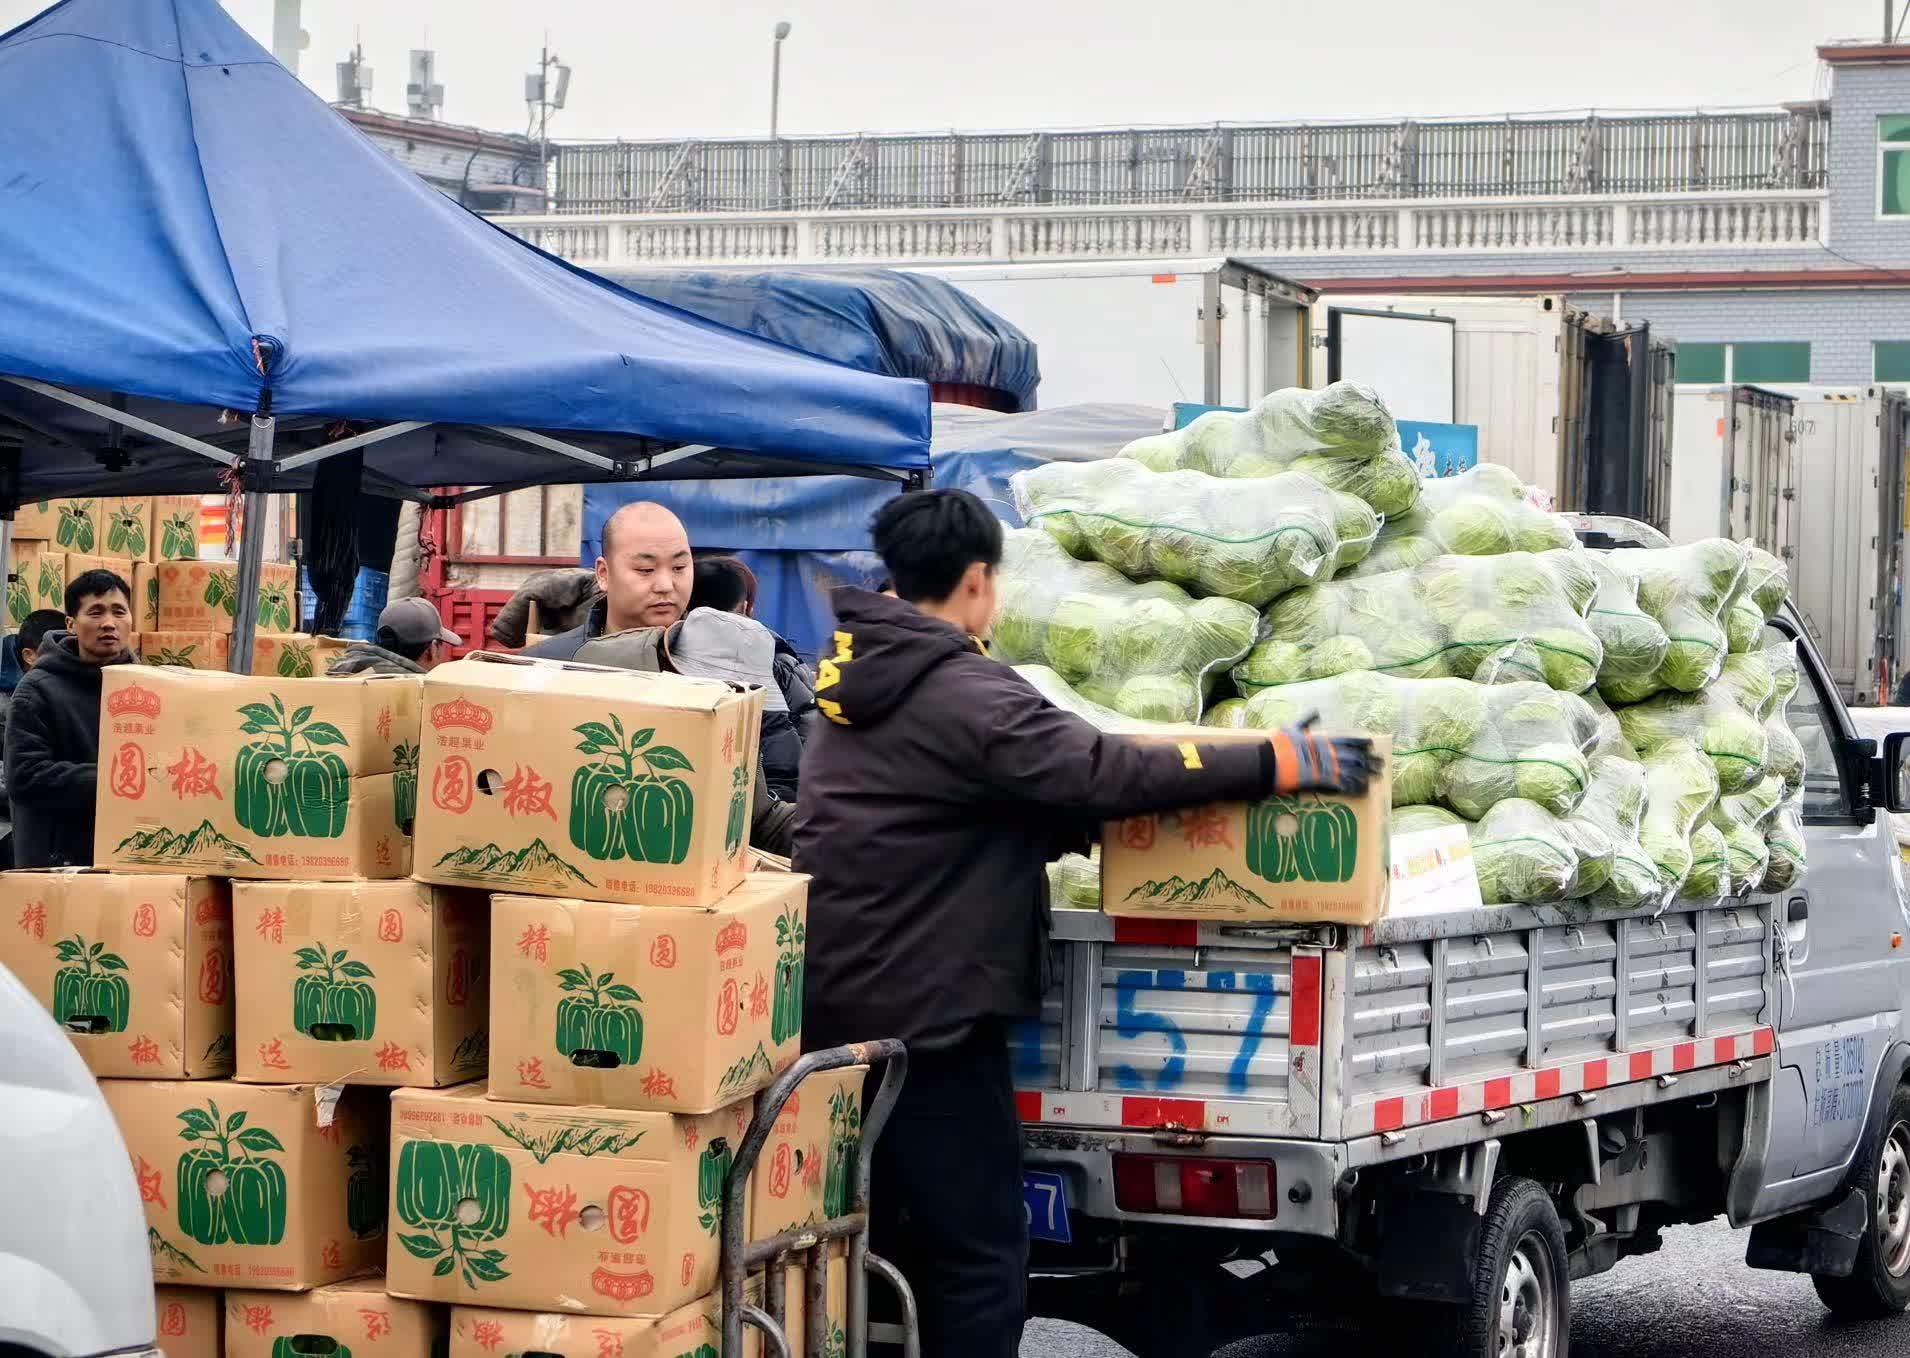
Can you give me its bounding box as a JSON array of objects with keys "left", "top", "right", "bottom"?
[
  {"left": 6, "top": 568, "right": 137, "bottom": 867},
  {"left": 793, "top": 490, "right": 1374, "bottom": 1358}
]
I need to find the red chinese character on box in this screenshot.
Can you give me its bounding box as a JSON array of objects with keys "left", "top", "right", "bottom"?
[
  {"left": 750, "top": 971, "right": 769, "bottom": 1020},
  {"left": 517, "top": 1058, "right": 550, "bottom": 1090},
  {"left": 241, "top": 1306, "right": 274, "bottom": 1337},
  {"left": 200, "top": 947, "right": 228, "bottom": 1004},
  {"left": 134, "top": 1154, "right": 167, "bottom": 1207},
  {"left": 375, "top": 1042, "right": 411, "bottom": 1072},
  {"left": 1178, "top": 805, "right": 1234, "bottom": 851},
  {"left": 377, "top": 705, "right": 392, "bottom": 742},
  {"left": 257, "top": 1039, "right": 290, "bottom": 1071},
  {"left": 159, "top": 1304, "right": 186, "bottom": 1338},
  {"left": 17, "top": 903, "right": 45, "bottom": 939},
  {"left": 129, "top": 1035, "right": 160, "bottom": 1067},
  {"left": 470, "top": 1322, "right": 503, "bottom": 1352},
  {"left": 109, "top": 743, "right": 147, "bottom": 800},
  {"left": 360, "top": 1311, "right": 391, "bottom": 1342},
  {"left": 643, "top": 1068, "right": 677, "bottom": 1101},
  {"left": 649, "top": 934, "right": 677, "bottom": 969},
  {"left": 433, "top": 755, "right": 474, "bottom": 813},
  {"left": 501, "top": 764, "right": 557, "bottom": 821},
  {"left": 591, "top": 1330, "right": 624, "bottom": 1358},
  {"left": 321, "top": 1240, "right": 341, "bottom": 1270},
  {"left": 167, "top": 747, "right": 222, "bottom": 800},
  {"left": 1119, "top": 815, "right": 1158, "bottom": 852},
  {"left": 255, "top": 907, "right": 284, "bottom": 944},
  {"left": 516, "top": 923, "right": 549, "bottom": 962},
  {"left": 526, "top": 1181, "right": 580, "bottom": 1237}
]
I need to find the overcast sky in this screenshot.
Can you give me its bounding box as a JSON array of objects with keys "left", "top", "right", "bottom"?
[{"left": 1, "top": 0, "right": 1894, "bottom": 141}]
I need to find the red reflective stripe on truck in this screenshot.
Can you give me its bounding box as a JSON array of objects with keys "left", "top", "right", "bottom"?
[
  {"left": 1672, "top": 1042, "right": 1697, "bottom": 1072},
  {"left": 1113, "top": 919, "right": 1200, "bottom": 948},
  {"left": 1535, "top": 1068, "right": 1562, "bottom": 1099},
  {"left": 1583, "top": 1059, "right": 1608, "bottom": 1090},
  {"left": 1373, "top": 1098, "right": 1405, "bottom": 1132},
  {"left": 1015, "top": 1091, "right": 1042, "bottom": 1123},
  {"left": 1289, "top": 954, "right": 1322, "bottom": 1047},
  {"left": 1630, "top": 1051, "right": 1655, "bottom": 1081},
  {"left": 1753, "top": 1029, "right": 1775, "bottom": 1056},
  {"left": 1427, "top": 1087, "right": 1459, "bottom": 1121},
  {"left": 1483, "top": 1077, "right": 1513, "bottom": 1110},
  {"left": 1120, "top": 1096, "right": 1206, "bottom": 1129}
]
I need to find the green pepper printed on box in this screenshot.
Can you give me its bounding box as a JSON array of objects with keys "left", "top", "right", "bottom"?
[
  {"left": 725, "top": 761, "right": 749, "bottom": 858},
  {"left": 823, "top": 1088, "right": 861, "bottom": 1221},
  {"left": 393, "top": 741, "right": 419, "bottom": 834},
  {"left": 175, "top": 1100, "right": 289, "bottom": 1247},
  {"left": 567, "top": 713, "right": 696, "bottom": 865},
  {"left": 50, "top": 934, "right": 130, "bottom": 1032},
  {"left": 1245, "top": 797, "right": 1361, "bottom": 885},
  {"left": 696, "top": 1137, "right": 733, "bottom": 1235},
  {"left": 345, "top": 1142, "right": 386, "bottom": 1240},
  {"left": 553, "top": 962, "right": 643, "bottom": 1066},
  {"left": 160, "top": 509, "right": 197, "bottom": 561},
  {"left": 107, "top": 503, "right": 148, "bottom": 558},
  {"left": 55, "top": 499, "right": 96, "bottom": 551},
  {"left": 395, "top": 1140, "right": 512, "bottom": 1288},
  {"left": 771, "top": 907, "right": 804, "bottom": 1046},
  {"left": 272, "top": 1339, "right": 349, "bottom": 1358},
  {"left": 235, "top": 695, "right": 351, "bottom": 840},
  {"left": 292, "top": 942, "right": 378, "bottom": 1040}
]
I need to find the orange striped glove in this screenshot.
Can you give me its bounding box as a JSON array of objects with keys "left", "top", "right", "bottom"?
[{"left": 1268, "top": 711, "right": 1377, "bottom": 795}]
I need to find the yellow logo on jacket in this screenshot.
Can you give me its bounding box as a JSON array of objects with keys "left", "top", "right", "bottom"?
[{"left": 817, "top": 629, "right": 854, "bottom": 725}]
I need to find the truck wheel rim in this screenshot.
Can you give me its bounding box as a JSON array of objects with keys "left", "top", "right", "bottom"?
[
  {"left": 1879, "top": 1120, "right": 1910, "bottom": 1278},
  {"left": 1498, "top": 1233, "right": 1557, "bottom": 1358}
]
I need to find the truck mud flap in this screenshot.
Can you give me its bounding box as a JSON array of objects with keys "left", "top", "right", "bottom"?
[{"left": 1745, "top": 1185, "right": 1867, "bottom": 1277}]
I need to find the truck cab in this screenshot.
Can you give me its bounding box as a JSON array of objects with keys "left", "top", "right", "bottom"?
[{"left": 1018, "top": 518, "right": 1910, "bottom": 1357}]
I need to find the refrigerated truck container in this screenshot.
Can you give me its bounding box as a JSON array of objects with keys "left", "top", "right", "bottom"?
[
  {"left": 1668, "top": 385, "right": 1798, "bottom": 560},
  {"left": 1780, "top": 387, "right": 1909, "bottom": 706},
  {"left": 906, "top": 258, "right": 1316, "bottom": 411}
]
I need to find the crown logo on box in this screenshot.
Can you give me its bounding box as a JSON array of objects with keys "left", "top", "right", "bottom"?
[
  {"left": 107, "top": 684, "right": 161, "bottom": 720},
  {"left": 430, "top": 696, "right": 493, "bottom": 734},
  {"left": 715, "top": 921, "right": 748, "bottom": 955}
]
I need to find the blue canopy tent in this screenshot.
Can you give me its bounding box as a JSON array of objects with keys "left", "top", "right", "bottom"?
[
  {"left": 0, "top": 0, "right": 929, "bottom": 668},
  {"left": 583, "top": 403, "right": 1166, "bottom": 657},
  {"left": 602, "top": 269, "right": 1040, "bottom": 413}
]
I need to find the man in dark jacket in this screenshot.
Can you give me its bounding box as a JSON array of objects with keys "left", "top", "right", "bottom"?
[
  {"left": 6, "top": 569, "right": 137, "bottom": 868},
  {"left": 526, "top": 503, "right": 693, "bottom": 661},
  {"left": 794, "top": 491, "right": 1373, "bottom": 1358},
  {"left": 690, "top": 556, "right": 813, "bottom": 796},
  {"left": 328, "top": 598, "right": 462, "bottom": 676}
]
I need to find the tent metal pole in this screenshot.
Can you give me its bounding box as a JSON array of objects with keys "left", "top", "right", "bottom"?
[
  {"left": 0, "top": 377, "right": 238, "bottom": 467},
  {"left": 488, "top": 426, "right": 619, "bottom": 472},
  {"left": 277, "top": 420, "right": 429, "bottom": 473},
  {"left": 228, "top": 414, "right": 275, "bottom": 675}
]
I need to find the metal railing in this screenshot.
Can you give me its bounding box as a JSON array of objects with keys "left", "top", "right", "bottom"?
[
  {"left": 546, "top": 107, "right": 1827, "bottom": 215},
  {"left": 497, "top": 188, "right": 1825, "bottom": 269}
]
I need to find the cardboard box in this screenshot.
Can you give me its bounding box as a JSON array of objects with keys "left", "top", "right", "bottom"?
[
  {"left": 156, "top": 560, "right": 298, "bottom": 635},
  {"left": 6, "top": 538, "right": 43, "bottom": 627},
  {"left": 488, "top": 874, "right": 804, "bottom": 1115},
  {"left": 94, "top": 665, "right": 421, "bottom": 881},
  {"left": 233, "top": 880, "right": 489, "bottom": 1086},
  {"left": 0, "top": 870, "right": 234, "bottom": 1078},
  {"left": 252, "top": 633, "right": 320, "bottom": 678},
  {"left": 751, "top": 1065, "right": 864, "bottom": 1243},
  {"left": 413, "top": 654, "right": 763, "bottom": 909},
  {"left": 134, "top": 560, "right": 160, "bottom": 632},
  {"left": 11, "top": 498, "right": 61, "bottom": 540},
  {"left": 154, "top": 496, "right": 205, "bottom": 561},
  {"left": 156, "top": 1285, "right": 223, "bottom": 1358},
  {"left": 225, "top": 1282, "right": 438, "bottom": 1358},
  {"left": 448, "top": 1284, "right": 764, "bottom": 1358},
  {"left": 102, "top": 498, "right": 156, "bottom": 561},
  {"left": 781, "top": 1244, "right": 848, "bottom": 1358},
  {"left": 101, "top": 1078, "right": 386, "bottom": 1290},
  {"left": 17, "top": 543, "right": 67, "bottom": 614},
  {"left": 45, "top": 497, "right": 104, "bottom": 553},
  {"left": 386, "top": 1083, "right": 753, "bottom": 1317},
  {"left": 67, "top": 553, "right": 138, "bottom": 594},
  {"left": 1101, "top": 733, "right": 1393, "bottom": 926},
  {"left": 141, "top": 631, "right": 231, "bottom": 671}
]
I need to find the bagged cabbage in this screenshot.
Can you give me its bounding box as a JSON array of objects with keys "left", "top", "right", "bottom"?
[
  {"left": 1705, "top": 807, "right": 1771, "bottom": 899},
  {"left": 1047, "top": 848, "right": 1102, "bottom": 911},
  {"left": 1349, "top": 463, "right": 1577, "bottom": 576},
  {"left": 1202, "top": 697, "right": 1251, "bottom": 730},
  {"left": 1242, "top": 550, "right": 1602, "bottom": 693},
  {"left": 1470, "top": 800, "right": 1581, "bottom": 904},
  {"left": 992, "top": 531, "right": 1261, "bottom": 724},
  {"left": 1586, "top": 553, "right": 1671, "bottom": 683},
  {"left": 1393, "top": 805, "right": 1466, "bottom": 837},
  {"left": 1616, "top": 687, "right": 1769, "bottom": 795},
  {"left": 1638, "top": 741, "right": 1721, "bottom": 893},
  {"left": 1596, "top": 539, "right": 1747, "bottom": 700},
  {"left": 1762, "top": 799, "right": 1806, "bottom": 890},
  {"left": 1571, "top": 755, "right": 1661, "bottom": 909},
  {"left": 1013, "top": 459, "right": 1375, "bottom": 605},
  {"left": 1682, "top": 822, "right": 1731, "bottom": 904},
  {"left": 1724, "top": 546, "right": 1789, "bottom": 654},
  {"left": 1015, "top": 663, "right": 1164, "bottom": 733},
  {"left": 1120, "top": 382, "right": 1420, "bottom": 516},
  {"left": 1238, "top": 674, "right": 1597, "bottom": 818}
]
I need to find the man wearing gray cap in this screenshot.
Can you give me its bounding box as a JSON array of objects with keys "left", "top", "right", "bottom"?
[{"left": 327, "top": 597, "right": 463, "bottom": 676}]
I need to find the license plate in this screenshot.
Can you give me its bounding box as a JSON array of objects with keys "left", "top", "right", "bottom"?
[{"left": 1023, "top": 1170, "right": 1072, "bottom": 1244}]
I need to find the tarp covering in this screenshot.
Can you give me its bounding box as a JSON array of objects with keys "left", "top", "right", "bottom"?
[
  {"left": 604, "top": 269, "right": 1041, "bottom": 413},
  {"left": 0, "top": 0, "right": 931, "bottom": 504},
  {"left": 583, "top": 403, "right": 1165, "bottom": 656}
]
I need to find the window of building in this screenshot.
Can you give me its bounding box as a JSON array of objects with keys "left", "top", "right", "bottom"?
[
  {"left": 1882, "top": 116, "right": 1910, "bottom": 217},
  {"left": 1673, "top": 341, "right": 1809, "bottom": 385},
  {"left": 1877, "top": 341, "right": 1910, "bottom": 382}
]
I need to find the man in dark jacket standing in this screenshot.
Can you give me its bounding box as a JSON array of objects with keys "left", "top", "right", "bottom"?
[
  {"left": 328, "top": 598, "right": 462, "bottom": 676},
  {"left": 794, "top": 491, "right": 1373, "bottom": 1358},
  {"left": 6, "top": 568, "right": 137, "bottom": 868}
]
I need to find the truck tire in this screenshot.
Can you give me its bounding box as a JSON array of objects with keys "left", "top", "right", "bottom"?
[
  {"left": 1456, "top": 1176, "right": 1569, "bottom": 1358},
  {"left": 1813, "top": 1082, "right": 1910, "bottom": 1317}
]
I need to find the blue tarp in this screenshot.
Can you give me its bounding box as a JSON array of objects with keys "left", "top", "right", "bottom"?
[
  {"left": 0, "top": 0, "right": 930, "bottom": 503},
  {"left": 583, "top": 403, "right": 1166, "bottom": 657},
  {"left": 606, "top": 269, "right": 1040, "bottom": 413}
]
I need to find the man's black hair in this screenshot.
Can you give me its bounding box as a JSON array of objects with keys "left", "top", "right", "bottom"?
[
  {"left": 65, "top": 568, "right": 131, "bottom": 619},
  {"left": 690, "top": 557, "right": 751, "bottom": 614},
  {"left": 869, "top": 490, "right": 1003, "bottom": 603},
  {"left": 374, "top": 626, "right": 432, "bottom": 663},
  {"left": 18, "top": 608, "right": 64, "bottom": 655}
]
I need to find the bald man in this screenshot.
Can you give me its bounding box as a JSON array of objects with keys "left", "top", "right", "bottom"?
[{"left": 526, "top": 503, "right": 694, "bottom": 659}]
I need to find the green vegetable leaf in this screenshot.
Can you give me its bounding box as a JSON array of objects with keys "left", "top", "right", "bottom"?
[
  {"left": 597, "top": 972, "right": 614, "bottom": 986},
  {"left": 97, "top": 953, "right": 128, "bottom": 971},
  {"left": 468, "top": 1254, "right": 510, "bottom": 1282},
  {"left": 398, "top": 1232, "right": 442, "bottom": 1261},
  {"left": 300, "top": 722, "right": 348, "bottom": 747},
  {"left": 177, "top": 1108, "right": 216, "bottom": 1137},
  {"left": 237, "top": 702, "right": 280, "bottom": 728},
  {"left": 631, "top": 728, "right": 653, "bottom": 749},
  {"left": 605, "top": 984, "right": 641, "bottom": 1003},
  {"left": 291, "top": 705, "right": 313, "bottom": 727},
  {"left": 574, "top": 722, "right": 617, "bottom": 749},
  {"left": 555, "top": 967, "right": 589, "bottom": 990},
  {"left": 433, "top": 1254, "right": 456, "bottom": 1277},
  {"left": 294, "top": 946, "right": 325, "bottom": 967},
  {"left": 332, "top": 949, "right": 349, "bottom": 965},
  {"left": 225, "top": 1111, "right": 247, "bottom": 1133},
  {"left": 338, "top": 960, "right": 374, "bottom": 979},
  {"left": 234, "top": 1126, "right": 284, "bottom": 1154},
  {"left": 643, "top": 746, "right": 694, "bottom": 772},
  {"left": 53, "top": 940, "right": 81, "bottom": 961},
  {"left": 90, "top": 941, "right": 103, "bottom": 957}
]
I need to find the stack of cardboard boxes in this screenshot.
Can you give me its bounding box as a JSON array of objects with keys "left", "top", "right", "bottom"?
[
  {"left": 6, "top": 495, "right": 200, "bottom": 636},
  {"left": 0, "top": 650, "right": 855, "bottom": 1358}
]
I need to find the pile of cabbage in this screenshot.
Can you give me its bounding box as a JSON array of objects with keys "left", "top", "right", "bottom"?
[{"left": 994, "top": 413, "right": 1808, "bottom": 910}]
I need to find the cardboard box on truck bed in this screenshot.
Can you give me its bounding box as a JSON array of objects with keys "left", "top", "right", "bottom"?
[
  {"left": 412, "top": 653, "right": 763, "bottom": 909},
  {"left": 133, "top": 560, "right": 160, "bottom": 632},
  {"left": 104, "top": 495, "right": 205, "bottom": 562},
  {"left": 252, "top": 633, "right": 320, "bottom": 677},
  {"left": 487, "top": 874, "right": 805, "bottom": 1115},
  {"left": 226, "top": 1282, "right": 439, "bottom": 1358},
  {"left": 751, "top": 1065, "right": 865, "bottom": 1244},
  {"left": 101, "top": 1078, "right": 386, "bottom": 1289},
  {"left": 0, "top": 870, "right": 233, "bottom": 1078},
  {"left": 386, "top": 1083, "right": 752, "bottom": 1317},
  {"left": 155, "top": 1286, "right": 222, "bottom": 1358},
  {"left": 16, "top": 543, "right": 66, "bottom": 614},
  {"left": 94, "top": 665, "right": 420, "bottom": 880},
  {"left": 448, "top": 1282, "right": 764, "bottom": 1358},
  {"left": 140, "top": 632, "right": 230, "bottom": 671},
  {"left": 233, "top": 880, "right": 489, "bottom": 1086},
  {"left": 1100, "top": 732, "right": 1393, "bottom": 926},
  {"left": 156, "top": 560, "right": 297, "bottom": 635}
]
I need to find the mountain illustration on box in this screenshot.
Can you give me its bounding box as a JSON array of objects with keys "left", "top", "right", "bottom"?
[
  {"left": 433, "top": 838, "right": 595, "bottom": 888},
  {"left": 1122, "top": 868, "right": 1267, "bottom": 912},
  {"left": 116, "top": 820, "right": 261, "bottom": 866}
]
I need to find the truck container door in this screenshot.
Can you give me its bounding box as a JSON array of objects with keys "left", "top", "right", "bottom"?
[
  {"left": 1321, "top": 307, "right": 1455, "bottom": 425},
  {"left": 1750, "top": 616, "right": 1910, "bottom": 1217}
]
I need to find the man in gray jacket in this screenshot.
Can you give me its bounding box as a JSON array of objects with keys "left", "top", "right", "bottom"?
[{"left": 328, "top": 598, "right": 462, "bottom": 676}]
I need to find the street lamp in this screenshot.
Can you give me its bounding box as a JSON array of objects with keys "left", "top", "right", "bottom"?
[{"left": 771, "top": 21, "right": 792, "bottom": 140}]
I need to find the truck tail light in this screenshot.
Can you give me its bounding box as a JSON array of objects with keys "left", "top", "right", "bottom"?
[{"left": 1112, "top": 1153, "right": 1276, "bottom": 1219}]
